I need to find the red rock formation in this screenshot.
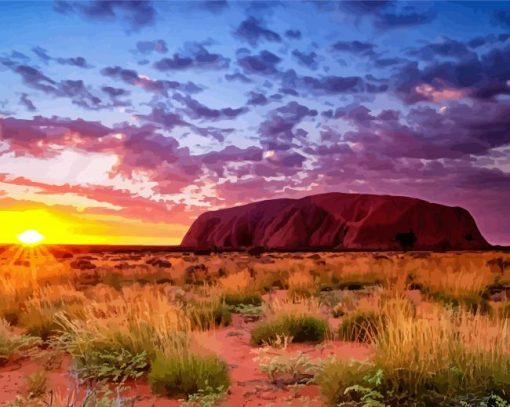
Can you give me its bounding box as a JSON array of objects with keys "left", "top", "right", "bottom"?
[{"left": 181, "top": 193, "right": 489, "bottom": 250}]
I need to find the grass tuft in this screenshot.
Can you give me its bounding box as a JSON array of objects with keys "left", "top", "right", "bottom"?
[
  {"left": 251, "top": 315, "right": 329, "bottom": 345},
  {"left": 148, "top": 352, "right": 230, "bottom": 398}
]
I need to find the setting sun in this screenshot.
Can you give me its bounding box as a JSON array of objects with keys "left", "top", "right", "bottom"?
[{"left": 17, "top": 229, "right": 44, "bottom": 246}]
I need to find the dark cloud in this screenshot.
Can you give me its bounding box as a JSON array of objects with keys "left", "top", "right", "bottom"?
[
  {"left": 54, "top": 0, "right": 157, "bottom": 30},
  {"left": 32, "top": 46, "right": 51, "bottom": 63},
  {"left": 13, "top": 65, "right": 56, "bottom": 93},
  {"left": 375, "top": 9, "right": 435, "bottom": 29},
  {"left": 373, "top": 57, "right": 408, "bottom": 68},
  {"left": 332, "top": 40, "right": 375, "bottom": 55},
  {"left": 100, "top": 86, "right": 130, "bottom": 108},
  {"left": 129, "top": 104, "right": 236, "bottom": 143},
  {"left": 338, "top": 1, "right": 435, "bottom": 29},
  {"left": 493, "top": 9, "right": 510, "bottom": 27},
  {"left": 136, "top": 39, "right": 168, "bottom": 54},
  {"left": 225, "top": 72, "right": 252, "bottom": 83},
  {"left": 246, "top": 91, "right": 269, "bottom": 106},
  {"left": 0, "top": 61, "right": 105, "bottom": 110},
  {"left": 56, "top": 56, "right": 90, "bottom": 68},
  {"left": 392, "top": 42, "right": 510, "bottom": 102},
  {"left": 338, "top": 1, "right": 392, "bottom": 16},
  {"left": 174, "top": 94, "right": 248, "bottom": 121},
  {"left": 101, "top": 66, "right": 201, "bottom": 95},
  {"left": 154, "top": 42, "right": 229, "bottom": 71},
  {"left": 285, "top": 29, "right": 301, "bottom": 39},
  {"left": 57, "top": 80, "right": 103, "bottom": 109},
  {"left": 191, "top": 126, "right": 235, "bottom": 143},
  {"left": 302, "top": 75, "right": 364, "bottom": 94},
  {"left": 0, "top": 116, "right": 110, "bottom": 157},
  {"left": 259, "top": 101, "right": 317, "bottom": 150},
  {"left": 135, "top": 105, "right": 188, "bottom": 130},
  {"left": 237, "top": 50, "right": 281, "bottom": 75},
  {"left": 329, "top": 100, "right": 510, "bottom": 160},
  {"left": 234, "top": 17, "right": 281, "bottom": 46},
  {"left": 154, "top": 55, "right": 193, "bottom": 70},
  {"left": 291, "top": 50, "right": 318, "bottom": 69},
  {"left": 200, "top": 145, "right": 262, "bottom": 176},
  {"left": 19, "top": 93, "right": 36, "bottom": 112},
  {"left": 101, "top": 86, "right": 130, "bottom": 98},
  {"left": 198, "top": 0, "right": 229, "bottom": 12},
  {"left": 410, "top": 37, "right": 473, "bottom": 60},
  {"left": 32, "top": 46, "right": 91, "bottom": 68},
  {"left": 468, "top": 36, "right": 489, "bottom": 49}
]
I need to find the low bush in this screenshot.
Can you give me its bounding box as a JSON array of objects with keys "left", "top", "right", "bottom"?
[
  {"left": 148, "top": 352, "right": 230, "bottom": 398},
  {"left": 222, "top": 292, "right": 262, "bottom": 306},
  {"left": 316, "top": 359, "right": 381, "bottom": 406},
  {"left": 72, "top": 346, "right": 148, "bottom": 382},
  {"left": 254, "top": 346, "right": 320, "bottom": 385},
  {"left": 228, "top": 303, "right": 262, "bottom": 317},
  {"left": 251, "top": 315, "right": 329, "bottom": 345}
]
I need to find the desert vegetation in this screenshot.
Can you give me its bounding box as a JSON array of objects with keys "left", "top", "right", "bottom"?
[{"left": 0, "top": 247, "right": 509, "bottom": 405}]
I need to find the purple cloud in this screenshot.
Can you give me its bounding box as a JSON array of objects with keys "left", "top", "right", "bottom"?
[
  {"left": 136, "top": 39, "right": 168, "bottom": 54},
  {"left": 55, "top": 0, "right": 157, "bottom": 30},
  {"left": 234, "top": 17, "right": 281, "bottom": 46}
]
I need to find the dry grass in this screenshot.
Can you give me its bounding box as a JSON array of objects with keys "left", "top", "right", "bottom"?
[
  {"left": 373, "top": 305, "right": 510, "bottom": 399},
  {"left": 287, "top": 270, "right": 316, "bottom": 299},
  {"left": 219, "top": 270, "right": 252, "bottom": 293},
  {"left": 1, "top": 248, "right": 509, "bottom": 403}
]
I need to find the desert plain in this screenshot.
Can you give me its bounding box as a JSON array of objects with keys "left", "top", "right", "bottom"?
[{"left": 0, "top": 246, "right": 509, "bottom": 406}]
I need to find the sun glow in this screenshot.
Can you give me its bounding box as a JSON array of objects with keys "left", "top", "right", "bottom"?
[{"left": 17, "top": 229, "right": 44, "bottom": 246}]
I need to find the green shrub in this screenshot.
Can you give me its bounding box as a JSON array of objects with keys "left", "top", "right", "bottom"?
[
  {"left": 317, "top": 358, "right": 510, "bottom": 406},
  {"left": 228, "top": 304, "right": 262, "bottom": 317},
  {"left": 149, "top": 352, "right": 230, "bottom": 398},
  {"left": 316, "top": 359, "right": 379, "bottom": 406},
  {"left": 181, "top": 386, "right": 228, "bottom": 407},
  {"left": 73, "top": 346, "right": 148, "bottom": 382},
  {"left": 222, "top": 292, "right": 262, "bottom": 306},
  {"left": 338, "top": 310, "right": 383, "bottom": 343},
  {"left": 251, "top": 315, "right": 329, "bottom": 345}
]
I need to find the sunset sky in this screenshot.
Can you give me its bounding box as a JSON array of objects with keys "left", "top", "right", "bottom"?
[{"left": 1, "top": 1, "right": 509, "bottom": 245}]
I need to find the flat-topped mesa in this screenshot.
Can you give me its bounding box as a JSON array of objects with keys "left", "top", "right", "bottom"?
[{"left": 181, "top": 192, "right": 490, "bottom": 251}]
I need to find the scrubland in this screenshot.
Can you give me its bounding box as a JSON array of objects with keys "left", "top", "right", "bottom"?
[{"left": 0, "top": 246, "right": 509, "bottom": 406}]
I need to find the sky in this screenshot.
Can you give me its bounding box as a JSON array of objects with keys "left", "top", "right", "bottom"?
[{"left": 0, "top": 0, "right": 509, "bottom": 245}]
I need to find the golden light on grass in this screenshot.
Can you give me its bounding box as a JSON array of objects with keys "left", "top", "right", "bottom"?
[{"left": 17, "top": 229, "right": 45, "bottom": 246}]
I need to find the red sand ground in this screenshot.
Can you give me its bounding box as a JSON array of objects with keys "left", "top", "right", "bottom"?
[{"left": 0, "top": 313, "right": 371, "bottom": 406}]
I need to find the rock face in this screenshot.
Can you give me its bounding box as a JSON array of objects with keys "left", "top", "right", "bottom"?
[{"left": 181, "top": 193, "right": 489, "bottom": 250}]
